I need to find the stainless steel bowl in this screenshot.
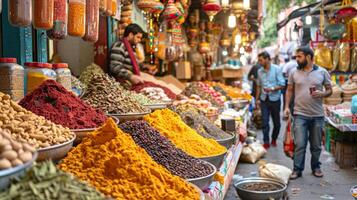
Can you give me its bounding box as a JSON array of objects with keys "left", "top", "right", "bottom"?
[
  {"left": 188, "top": 182, "right": 206, "bottom": 200},
  {"left": 71, "top": 116, "right": 119, "bottom": 143},
  {"left": 107, "top": 111, "right": 151, "bottom": 122},
  {"left": 198, "top": 151, "right": 227, "bottom": 169},
  {"left": 37, "top": 134, "right": 76, "bottom": 161},
  {"left": 231, "top": 99, "right": 250, "bottom": 110},
  {"left": 144, "top": 103, "right": 167, "bottom": 110},
  {"left": 234, "top": 177, "right": 287, "bottom": 200},
  {"left": 216, "top": 133, "right": 236, "bottom": 149},
  {"left": 187, "top": 161, "right": 217, "bottom": 190},
  {"left": 0, "top": 152, "right": 38, "bottom": 190}
]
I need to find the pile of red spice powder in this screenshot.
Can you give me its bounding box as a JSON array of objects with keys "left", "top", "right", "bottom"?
[
  {"left": 131, "top": 81, "right": 176, "bottom": 99},
  {"left": 19, "top": 80, "right": 107, "bottom": 129}
]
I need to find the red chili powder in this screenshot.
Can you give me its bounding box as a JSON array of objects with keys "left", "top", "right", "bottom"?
[
  {"left": 19, "top": 80, "right": 107, "bottom": 129},
  {"left": 131, "top": 81, "right": 177, "bottom": 99}
]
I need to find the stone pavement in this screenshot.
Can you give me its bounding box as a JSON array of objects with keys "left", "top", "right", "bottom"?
[{"left": 224, "top": 121, "right": 357, "bottom": 200}]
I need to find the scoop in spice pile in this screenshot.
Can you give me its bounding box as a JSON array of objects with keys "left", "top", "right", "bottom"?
[
  {"left": 172, "top": 104, "right": 233, "bottom": 140},
  {"left": 119, "top": 120, "right": 214, "bottom": 179},
  {"left": 0, "top": 92, "right": 73, "bottom": 149},
  {"left": 0, "top": 161, "right": 108, "bottom": 200},
  {"left": 0, "top": 129, "right": 36, "bottom": 170},
  {"left": 58, "top": 118, "right": 200, "bottom": 200},
  {"left": 19, "top": 80, "right": 107, "bottom": 129},
  {"left": 144, "top": 109, "right": 227, "bottom": 158},
  {"left": 82, "top": 73, "right": 149, "bottom": 114}
]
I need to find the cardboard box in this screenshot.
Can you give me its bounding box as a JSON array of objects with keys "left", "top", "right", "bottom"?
[{"left": 175, "top": 61, "right": 191, "bottom": 80}]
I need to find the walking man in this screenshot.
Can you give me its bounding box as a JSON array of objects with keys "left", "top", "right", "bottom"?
[
  {"left": 284, "top": 47, "right": 332, "bottom": 179},
  {"left": 256, "top": 51, "right": 285, "bottom": 149}
]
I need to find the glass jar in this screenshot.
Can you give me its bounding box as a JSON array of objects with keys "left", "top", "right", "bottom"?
[
  {"left": 99, "top": 0, "right": 108, "bottom": 15},
  {"left": 0, "top": 58, "right": 24, "bottom": 101},
  {"left": 83, "top": 0, "right": 99, "bottom": 42},
  {"left": 47, "top": 0, "right": 68, "bottom": 40},
  {"left": 33, "top": 0, "right": 54, "bottom": 30},
  {"left": 8, "top": 0, "right": 32, "bottom": 27},
  {"left": 53, "top": 63, "right": 71, "bottom": 91},
  {"left": 68, "top": 0, "right": 86, "bottom": 37},
  {"left": 25, "top": 62, "right": 56, "bottom": 94}
]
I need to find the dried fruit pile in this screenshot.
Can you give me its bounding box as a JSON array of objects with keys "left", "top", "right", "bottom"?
[
  {"left": 82, "top": 74, "right": 149, "bottom": 114},
  {"left": 182, "top": 82, "right": 224, "bottom": 107},
  {"left": 119, "top": 120, "right": 214, "bottom": 179}
]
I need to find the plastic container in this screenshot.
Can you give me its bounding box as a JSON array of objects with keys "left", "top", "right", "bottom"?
[
  {"left": 83, "top": 0, "right": 100, "bottom": 42},
  {"left": 47, "top": 0, "right": 68, "bottom": 40},
  {"left": 25, "top": 62, "right": 56, "bottom": 94},
  {"left": 8, "top": 0, "right": 32, "bottom": 27},
  {"left": 0, "top": 58, "right": 24, "bottom": 101},
  {"left": 33, "top": 0, "right": 54, "bottom": 30},
  {"left": 99, "top": 0, "right": 108, "bottom": 15},
  {"left": 53, "top": 63, "right": 71, "bottom": 91},
  {"left": 68, "top": 0, "right": 86, "bottom": 37}
]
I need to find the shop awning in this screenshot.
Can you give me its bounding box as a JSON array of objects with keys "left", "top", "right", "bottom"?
[{"left": 277, "top": 0, "right": 342, "bottom": 30}]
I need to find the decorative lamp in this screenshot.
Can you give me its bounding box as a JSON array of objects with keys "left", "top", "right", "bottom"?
[
  {"left": 151, "top": 0, "right": 164, "bottom": 15},
  {"left": 305, "top": 15, "right": 312, "bottom": 25},
  {"left": 221, "top": 0, "right": 230, "bottom": 12},
  {"left": 243, "top": 0, "right": 250, "bottom": 10},
  {"left": 228, "top": 14, "right": 236, "bottom": 28},
  {"left": 202, "top": 0, "right": 222, "bottom": 21},
  {"left": 163, "top": 0, "right": 181, "bottom": 21},
  {"left": 137, "top": 0, "right": 157, "bottom": 13}
]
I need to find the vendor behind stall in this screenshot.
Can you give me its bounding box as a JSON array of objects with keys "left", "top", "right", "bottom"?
[{"left": 110, "top": 24, "right": 146, "bottom": 85}]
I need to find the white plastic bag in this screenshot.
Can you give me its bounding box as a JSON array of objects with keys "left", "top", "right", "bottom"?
[
  {"left": 259, "top": 162, "right": 292, "bottom": 184},
  {"left": 240, "top": 141, "right": 267, "bottom": 163}
]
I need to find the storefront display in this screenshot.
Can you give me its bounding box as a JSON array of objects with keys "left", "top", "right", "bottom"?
[
  {"left": 19, "top": 80, "right": 107, "bottom": 130},
  {"left": 0, "top": 58, "right": 24, "bottom": 101},
  {"left": 33, "top": 0, "right": 54, "bottom": 30},
  {"left": 8, "top": 0, "right": 32, "bottom": 27},
  {"left": 25, "top": 62, "right": 56, "bottom": 94},
  {"left": 68, "top": 0, "right": 86, "bottom": 37}
]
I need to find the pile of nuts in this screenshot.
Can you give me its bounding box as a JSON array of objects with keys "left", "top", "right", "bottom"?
[
  {"left": 0, "top": 92, "right": 73, "bottom": 149},
  {"left": 140, "top": 87, "right": 171, "bottom": 102},
  {"left": 182, "top": 82, "right": 224, "bottom": 107},
  {"left": 82, "top": 74, "right": 149, "bottom": 114},
  {"left": 0, "top": 129, "right": 36, "bottom": 170}
]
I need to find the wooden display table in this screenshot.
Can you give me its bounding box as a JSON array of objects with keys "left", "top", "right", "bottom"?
[{"left": 210, "top": 68, "right": 243, "bottom": 84}]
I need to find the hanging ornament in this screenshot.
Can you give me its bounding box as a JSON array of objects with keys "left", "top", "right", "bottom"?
[
  {"left": 175, "top": 2, "right": 185, "bottom": 24},
  {"left": 163, "top": 0, "right": 181, "bottom": 21},
  {"left": 220, "top": 31, "right": 230, "bottom": 47},
  {"left": 202, "top": 0, "right": 221, "bottom": 21},
  {"left": 319, "top": 7, "right": 325, "bottom": 34},
  {"left": 341, "top": 0, "right": 352, "bottom": 6},
  {"left": 151, "top": 0, "right": 164, "bottom": 15},
  {"left": 137, "top": 0, "right": 157, "bottom": 13}
]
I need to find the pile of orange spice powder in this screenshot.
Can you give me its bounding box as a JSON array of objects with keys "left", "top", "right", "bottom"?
[{"left": 58, "top": 118, "right": 200, "bottom": 200}]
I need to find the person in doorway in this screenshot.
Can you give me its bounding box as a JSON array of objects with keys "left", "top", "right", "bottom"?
[
  {"left": 256, "top": 51, "right": 285, "bottom": 149},
  {"left": 110, "top": 24, "right": 146, "bottom": 85},
  {"left": 284, "top": 46, "right": 332, "bottom": 179}
]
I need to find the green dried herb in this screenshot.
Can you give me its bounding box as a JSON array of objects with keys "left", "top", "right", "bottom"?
[{"left": 0, "top": 161, "right": 109, "bottom": 200}]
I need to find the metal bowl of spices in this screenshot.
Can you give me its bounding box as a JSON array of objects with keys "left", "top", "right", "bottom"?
[
  {"left": 187, "top": 161, "right": 217, "bottom": 190},
  {"left": 144, "top": 103, "right": 168, "bottom": 110},
  {"left": 71, "top": 116, "right": 119, "bottom": 144},
  {"left": 37, "top": 134, "right": 76, "bottom": 162},
  {"left": 216, "top": 133, "right": 236, "bottom": 149},
  {"left": 0, "top": 152, "right": 38, "bottom": 190},
  {"left": 198, "top": 150, "right": 227, "bottom": 169},
  {"left": 107, "top": 111, "right": 152, "bottom": 122},
  {"left": 234, "top": 177, "right": 287, "bottom": 200}
]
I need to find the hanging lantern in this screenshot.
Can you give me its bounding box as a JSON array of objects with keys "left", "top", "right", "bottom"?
[
  {"left": 228, "top": 14, "right": 236, "bottom": 28},
  {"left": 137, "top": 0, "right": 157, "bottom": 13},
  {"left": 151, "top": 0, "right": 164, "bottom": 15},
  {"left": 220, "top": 31, "right": 231, "bottom": 47},
  {"left": 175, "top": 2, "right": 185, "bottom": 24},
  {"left": 232, "top": 0, "right": 243, "bottom": 16},
  {"left": 202, "top": 0, "right": 222, "bottom": 21},
  {"left": 163, "top": 0, "right": 181, "bottom": 21}
]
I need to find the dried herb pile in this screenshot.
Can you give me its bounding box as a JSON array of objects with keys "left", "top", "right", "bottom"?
[
  {"left": 119, "top": 120, "right": 214, "bottom": 179},
  {"left": 172, "top": 104, "right": 232, "bottom": 140},
  {"left": 82, "top": 74, "right": 149, "bottom": 114},
  {"left": 79, "top": 63, "right": 105, "bottom": 86},
  {"left": 0, "top": 161, "right": 107, "bottom": 200}
]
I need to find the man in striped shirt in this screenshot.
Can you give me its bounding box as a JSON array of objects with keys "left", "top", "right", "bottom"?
[{"left": 110, "top": 24, "right": 145, "bottom": 84}]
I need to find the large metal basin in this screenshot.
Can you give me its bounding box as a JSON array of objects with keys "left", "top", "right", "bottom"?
[
  {"left": 37, "top": 134, "right": 76, "bottom": 161},
  {"left": 234, "top": 177, "right": 287, "bottom": 200},
  {"left": 144, "top": 103, "right": 167, "bottom": 110},
  {"left": 107, "top": 111, "right": 151, "bottom": 122},
  {"left": 187, "top": 161, "right": 217, "bottom": 190},
  {"left": 216, "top": 133, "right": 236, "bottom": 149},
  {"left": 0, "top": 152, "right": 38, "bottom": 190},
  {"left": 198, "top": 151, "right": 227, "bottom": 169}
]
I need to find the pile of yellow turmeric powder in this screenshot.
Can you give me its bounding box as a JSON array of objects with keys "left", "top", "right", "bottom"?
[
  {"left": 58, "top": 118, "right": 199, "bottom": 200},
  {"left": 144, "top": 109, "right": 227, "bottom": 158}
]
